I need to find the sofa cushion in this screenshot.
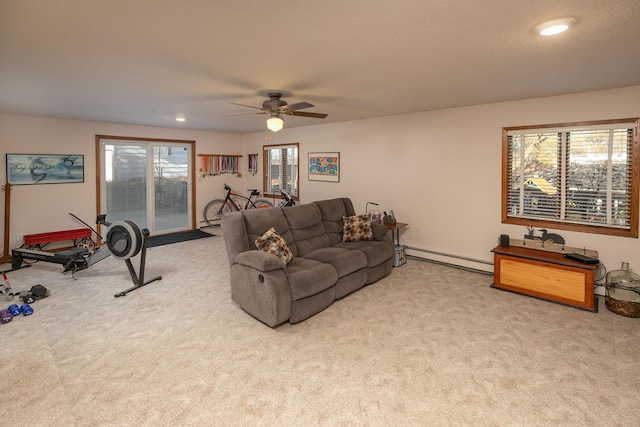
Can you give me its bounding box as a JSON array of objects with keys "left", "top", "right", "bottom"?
[
  {"left": 335, "top": 240, "right": 394, "bottom": 268},
  {"left": 285, "top": 257, "right": 338, "bottom": 301},
  {"left": 241, "top": 207, "right": 298, "bottom": 257},
  {"left": 302, "top": 247, "right": 367, "bottom": 278},
  {"left": 255, "top": 227, "right": 293, "bottom": 265},
  {"left": 289, "top": 286, "right": 336, "bottom": 324},
  {"left": 343, "top": 213, "right": 373, "bottom": 242},
  {"left": 283, "top": 203, "right": 330, "bottom": 256},
  {"left": 315, "top": 198, "right": 348, "bottom": 246}
]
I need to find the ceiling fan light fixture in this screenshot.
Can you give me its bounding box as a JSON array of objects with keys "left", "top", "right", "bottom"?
[
  {"left": 536, "top": 18, "right": 574, "bottom": 36},
  {"left": 267, "top": 114, "right": 284, "bottom": 132}
]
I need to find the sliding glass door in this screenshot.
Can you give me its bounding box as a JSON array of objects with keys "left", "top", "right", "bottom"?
[
  {"left": 152, "top": 145, "right": 191, "bottom": 232},
  {"left": 98, "top": 136, "right": 194, "bottom": 235}
]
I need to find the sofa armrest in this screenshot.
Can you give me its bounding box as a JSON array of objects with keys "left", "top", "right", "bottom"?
[
  {"left": 229, "top": 263, "right": 291, "bottom": 327},
  {"left": 235, "top": 250, "right": 286, "bottom": 272},
  {"left": 371, "top": 223, "right": 388, "bottom": 241}
]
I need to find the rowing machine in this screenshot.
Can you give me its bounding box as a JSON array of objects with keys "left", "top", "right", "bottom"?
[
  {"left": 11, "top": 246, "right": 110, "bottom": 273},
  {"left": 103, "top": 218, "right": 162, "bottom": 297},
  {"left": 12, "top": 215, "right": 161, "bottom": 297},
  {"left": 11, "top": 213, "right": 107, "bottom": 273}
]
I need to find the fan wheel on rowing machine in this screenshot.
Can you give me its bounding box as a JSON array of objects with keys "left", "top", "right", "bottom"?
[{"left": 106, "top": 220, "right": 143, "bottom": 260}]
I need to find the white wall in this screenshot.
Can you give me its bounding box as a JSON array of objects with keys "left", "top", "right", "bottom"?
[
  {"left": 0, "top": 114, "right": 242, "bottom": 252},
  {"left": 2, "top": 86, "right": 639, "bottom": 279},
  {"left": 241, "top": 85, "right": 640, "bottom": 277}
]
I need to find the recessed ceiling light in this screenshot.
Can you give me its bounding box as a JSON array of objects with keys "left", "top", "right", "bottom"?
[
  {"left": 176, "top": 117, "right": 186, "bottom": 122},
  {"left": 536, "top": 18, "right": 574, "bottom": 36}
]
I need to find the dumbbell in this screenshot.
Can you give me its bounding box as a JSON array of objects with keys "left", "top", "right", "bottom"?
[
  {"left": 8, "top": 304, "right": 20, "bottom": 316},
  {"left": 1, "top": 304, "right": 33, "bottom": 323},
  {"left": 7, "top": 303, "right": 33, "bottom": 317},
  {"left": 0, "top": 309, "right": 12, "bottom": 324}
]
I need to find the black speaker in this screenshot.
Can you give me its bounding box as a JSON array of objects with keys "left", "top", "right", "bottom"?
[{"left": 499, "top": 234, "right": 510, "bottom": 247}]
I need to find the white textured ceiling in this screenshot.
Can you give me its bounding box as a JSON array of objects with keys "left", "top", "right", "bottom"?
[{"left": 1, "top": 0, "right": 640, "bottom": 133}]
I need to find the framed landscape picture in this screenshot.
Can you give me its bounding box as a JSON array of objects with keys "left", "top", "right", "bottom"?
[
  {"left": 308, "top": 152, "right": 340, "bottom": 182},
  {"left": 6, "top": 154, "right": 85, "bottom": 185}
]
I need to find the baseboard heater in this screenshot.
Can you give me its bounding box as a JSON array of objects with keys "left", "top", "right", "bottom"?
[{"left": 406, "top": 246, "right": 493, "bottom": 274}]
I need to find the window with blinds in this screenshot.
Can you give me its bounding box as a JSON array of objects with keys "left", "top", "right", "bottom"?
[
  {"left": 263, "top": 143, "right": 299, "bottom": 199},
  {"left": 503, "top": 118, "right": 639, "bottom": 238}
]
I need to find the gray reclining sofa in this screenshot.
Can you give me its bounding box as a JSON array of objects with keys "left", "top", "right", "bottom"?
[{"left": 221, "top": 197, "right": 395, "bottom": 327}]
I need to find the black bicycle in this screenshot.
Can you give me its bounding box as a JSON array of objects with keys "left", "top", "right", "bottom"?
[{"left": 203, "top": 184, "right": 273, "bottom": 227}]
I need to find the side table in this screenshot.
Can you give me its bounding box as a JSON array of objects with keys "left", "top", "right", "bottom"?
[{"left": 382, "top": 222, "right": 408, "bottom": 246}]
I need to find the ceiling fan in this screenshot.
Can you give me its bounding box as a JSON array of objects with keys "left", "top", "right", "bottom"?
[{"left": 227, "top": 92, "right": 328, "bottom": 132}]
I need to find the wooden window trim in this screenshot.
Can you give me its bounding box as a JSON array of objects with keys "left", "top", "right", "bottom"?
[
  {"left": 262, "top": 142, "right": 300, "bottom": 200},
  {"left": 501, "top": 118, "right": 640, "bottom": 238}
]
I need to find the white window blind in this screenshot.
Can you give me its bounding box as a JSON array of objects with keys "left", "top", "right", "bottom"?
[{"left": 104, "top": 143, "right": 148, "bottom": 226}]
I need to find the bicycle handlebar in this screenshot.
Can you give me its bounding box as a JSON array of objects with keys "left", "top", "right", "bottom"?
[{"left": 280, "top": 189, "right": 292, "bottom": 197}]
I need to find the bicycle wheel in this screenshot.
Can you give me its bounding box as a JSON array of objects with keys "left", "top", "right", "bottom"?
[
  {"left": 252, "top": 199, "right": 274, "bottom": 209},
  {"left": 203, "top": 199, "right": 232, "bottom": 227},
  {"left": 20, "top": 244, "right": 42, "bottom": 264},
  {"left": 74, "top": 237, "right": 96, "bottom": 250}
]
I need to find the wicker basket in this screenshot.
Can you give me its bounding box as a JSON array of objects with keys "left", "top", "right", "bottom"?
[{"left": 605, "top": 296, "right": 640, "bottom": 318}]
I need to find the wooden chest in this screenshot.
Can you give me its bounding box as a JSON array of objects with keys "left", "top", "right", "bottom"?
[{"left": 491, "top": 245, "right": 597, "bottom": 312}]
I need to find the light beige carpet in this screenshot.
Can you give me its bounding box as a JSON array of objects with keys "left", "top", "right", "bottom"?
[{"left": 0, "top": 235, "right": 638, "bottom": 426}]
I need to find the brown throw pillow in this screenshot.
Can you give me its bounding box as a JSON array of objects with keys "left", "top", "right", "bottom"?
[
  {"left": 343, "top": 213, "right": 373, "bottom": 242},
  {"left": 255, "top": 227, "right": 293, "bottom": 265}
]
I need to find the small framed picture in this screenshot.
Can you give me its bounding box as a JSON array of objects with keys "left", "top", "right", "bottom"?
[{"left": 308, "top": 152, "right": 339, "bottom": 182}]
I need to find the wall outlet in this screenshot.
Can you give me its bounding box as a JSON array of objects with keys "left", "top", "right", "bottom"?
[{"left": 16, "top": 233, "right": 23, "bottom": 243}]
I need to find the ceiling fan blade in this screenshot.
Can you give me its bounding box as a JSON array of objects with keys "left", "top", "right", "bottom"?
[
  {"left": 288, "top": 111, "right": 328, "bottom": 119},
  {"left": 228, "top": 101, "right": 264, "bottom": 110},
  {"left": 286, "top": 101, "right": 314, "bottom": 111},
  {"left": 223, "top": 111, "right": 267, "bottom": 118}
]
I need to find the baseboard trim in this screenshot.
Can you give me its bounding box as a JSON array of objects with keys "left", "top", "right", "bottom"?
[{"left": 406, "top": 246, "right": 493, "bottom": 274}]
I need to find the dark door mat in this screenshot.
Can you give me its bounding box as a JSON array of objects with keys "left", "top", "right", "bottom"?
[{"left": 146, "top": 230, "right": 214, "bottom": 248}]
